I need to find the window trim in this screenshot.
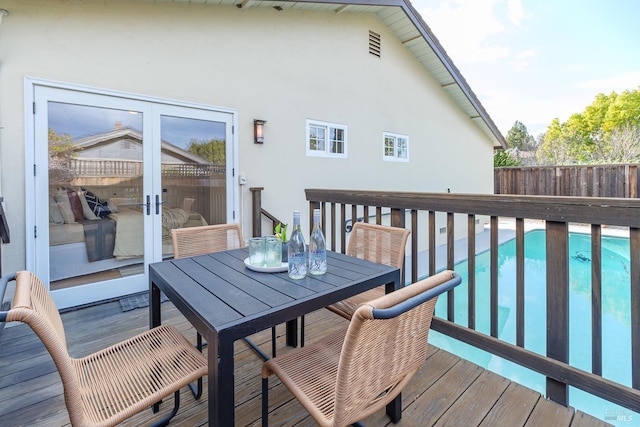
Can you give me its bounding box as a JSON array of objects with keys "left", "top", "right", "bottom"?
[
  {"left": 383, "top": 131, "right": 409, "bottom": 162},
  {"left": 306, "top": 119, "right": 348, "bottom": 158}
]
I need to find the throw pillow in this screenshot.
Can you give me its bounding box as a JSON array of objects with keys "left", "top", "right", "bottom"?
[
  {"left": 83, "top": 189, "right": 110, "bottom": 218},
  {"left": 49, "top": 196, "right": 64, "bottom": 224},
  {"left": 78, "top": 191, "right": 99, "bottom": 220},
  {"left": 65, "top": 187, "right": 85, "bottom": 222},
  {"left": 53, "top": 189, "right": 73, "bottom": 217},
  {"left": 57, "top": 202, "right": 76, "bottom": 224}
]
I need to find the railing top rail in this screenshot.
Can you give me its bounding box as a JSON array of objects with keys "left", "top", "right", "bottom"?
[{"left": 305, "top": 189, "right": 640, "bottom": 228}]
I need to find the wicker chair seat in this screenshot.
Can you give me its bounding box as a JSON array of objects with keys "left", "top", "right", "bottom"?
[
  {"left": 325, "top": 286, "right": 384, "bottom": 320},
  {"left": 71, "top": 325, "right": 207, "bottom": 426}
]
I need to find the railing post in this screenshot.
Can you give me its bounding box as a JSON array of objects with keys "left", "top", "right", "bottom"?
[
  {"left": 390, "top": 208, "right": 406, "bottom": 287},
  {"left": 545, "top": 221, "right": 569, "bottom": 406},
  {"left": 250, "top": 187, "right": 264, "bottom": 238}
]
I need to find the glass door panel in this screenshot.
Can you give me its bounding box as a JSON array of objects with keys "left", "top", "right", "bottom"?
[
  {"left": 47, "top": 101, "right": 146, "bottom": 290},
  {"left": 159, "top": 115, "right": 228, "bottom": 250}
]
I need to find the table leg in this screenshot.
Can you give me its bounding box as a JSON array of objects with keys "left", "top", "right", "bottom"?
[
  {"left": 386, "top": 269, "right": 402, "bottom": 422},
  {"left": 386, "top": 396, "right": 402, "bottom": 422},
  {"left": 212, "top": 332, "right": 235, "bottom": 426},
  {"left": 150, "top": 280, "right": 161, "bottom": 412},
  {"left": 150, "top": 281, "right": 161, "bottom": 329},
  {"left": 286, "top": 318, "right": 298, "bottom": 347}
]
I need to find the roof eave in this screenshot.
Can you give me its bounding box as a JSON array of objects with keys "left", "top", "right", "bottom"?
[{"left": 399, "top": 0, "right": 507, "bottom": 148}]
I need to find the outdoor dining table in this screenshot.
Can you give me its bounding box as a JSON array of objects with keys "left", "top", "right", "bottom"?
[{"left": 149, "top": 247, "right": 402, "bottom": 426}]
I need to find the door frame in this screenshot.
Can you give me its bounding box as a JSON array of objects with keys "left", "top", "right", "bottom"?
[{"left": 24, "top": 77, "right": 239, "bottom": 309}]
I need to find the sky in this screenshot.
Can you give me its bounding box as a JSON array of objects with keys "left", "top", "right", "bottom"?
[
  {"left": 410, "top": 0, "right": 640, "bottom": 138},
  {"left": 49, "top": 102, "right": 225, "bottom": 149}
]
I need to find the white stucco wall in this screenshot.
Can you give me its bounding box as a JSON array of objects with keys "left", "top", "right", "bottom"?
[{"left": 0, "top": 0, "right": 494, "bottom": 274}]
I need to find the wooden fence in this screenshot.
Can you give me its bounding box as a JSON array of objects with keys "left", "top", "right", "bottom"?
[{"left": 495, "top": 164, "right": 639, "bottom": 197}]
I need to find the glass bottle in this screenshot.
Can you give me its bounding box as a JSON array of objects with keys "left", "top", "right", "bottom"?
[
  {"left": 308, "top": 208, "right": 327, "bottom": 275},
  {"left": 288, "top": 211, "right": 307, "bottom": 279}
]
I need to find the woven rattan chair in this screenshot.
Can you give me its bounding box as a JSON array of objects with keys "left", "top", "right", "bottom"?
[
  {"left": 0, "top": 271, "right": 207, "bottom": 427},
  {"left": 326, "top": 222, "right": 411, "bottom": 320},
  {"left": 262, "top": 270, "right": 461, "bottom": 426},
  {"left": 171, "top": 223, "right": 244, "bottom": 259}
]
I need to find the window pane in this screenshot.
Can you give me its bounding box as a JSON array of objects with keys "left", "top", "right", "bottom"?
[
  {"left": 397, "top": 138, "right": 408, "bottom": 159},
  {"left": 309, "top": 126, "right": 326, "bottom": 151},
  {"left": 384, "top": 136, "right": 395, "bottom": 157},
  {"left": 330, "top": 128, "right": 344, "bottom": 154}
]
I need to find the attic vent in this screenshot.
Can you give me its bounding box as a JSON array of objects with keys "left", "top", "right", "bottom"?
[{"left": 369, "top": 30, "right": 381, "bottom": 57}]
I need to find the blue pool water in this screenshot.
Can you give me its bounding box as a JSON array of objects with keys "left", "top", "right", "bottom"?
[{"left": 429, "top": 229, "right": 637, "bottom": 426}]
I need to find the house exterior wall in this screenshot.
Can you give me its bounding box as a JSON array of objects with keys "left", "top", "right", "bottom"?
[{"left": 0, "top": 0, "right": 494, "bottom": 273}]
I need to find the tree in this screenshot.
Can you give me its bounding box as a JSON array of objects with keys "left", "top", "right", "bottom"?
[
  {"left": 594, "top": 125, "right": 640, "bottom": 163},
  {"left": 536, "top": 87, "right": 640, "bottom": 165},
  {"left": 187, "top": 138, "right": 226, "bottom": 164},
  {"left": 505, "top": 121, "right": 535, "bottom": 151},
  {"left": 494, "top": 149, "right": 522, "bottom": 167},
  {"left": 48, "top": 129, "right": 77, "bottom": 184}
]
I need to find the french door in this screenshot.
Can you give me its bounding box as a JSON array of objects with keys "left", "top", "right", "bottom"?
[{"left": 29, "top": 83, "right": 236, "bottom": 309}]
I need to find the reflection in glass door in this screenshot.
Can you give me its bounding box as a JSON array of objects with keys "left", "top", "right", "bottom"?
[
  {"left": 48, "top": 102, "right": 147, "bottom": 290},
  {"left": 158, "top": 114, "right": 228, "bottom": 248}
]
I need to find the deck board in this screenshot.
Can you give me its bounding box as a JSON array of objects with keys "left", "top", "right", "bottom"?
[
  {"left": 435, "top": 370, "right": 511, "bottom": 426},
  {"left": 479, "top": 382, "right": 540, "bottom": 426},
  {"left": 0, "top": 299, "right": 612, "bottom": 427}
]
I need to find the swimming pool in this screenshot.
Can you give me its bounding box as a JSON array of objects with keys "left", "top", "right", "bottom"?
[{"left": 429, "top": 229, "right": 637, "bottom": 426}]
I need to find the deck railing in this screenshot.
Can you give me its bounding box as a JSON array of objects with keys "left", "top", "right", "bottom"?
[{"left": 303, "top": 188, "right": 640, "bottom": 414}]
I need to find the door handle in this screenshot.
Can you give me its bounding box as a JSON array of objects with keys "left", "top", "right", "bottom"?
[
  {"left": 137, "top": 195, "right": 151, "bottom": 215},
  {"left": 155, "top": 195, "right": 167, "bottom": 215}
]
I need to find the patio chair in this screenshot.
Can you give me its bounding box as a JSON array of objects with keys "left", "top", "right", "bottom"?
[
  {"left": 171, "top": 223, "right": 277, "bottom": 361},
  {"left": 171, "top": 223, "right": 244, "bottom": 259},
  {"left": 326, "top": 222, "right": 411, "bottom": 320},
  {"left": 0, "top": 271, "right": 207, "bottom": 427},
  {"left": 298, "top": 222, "right": 410, "bottom": 347},
  {"left": 261, "top": 270, "right": 461, "bottom": 426}
]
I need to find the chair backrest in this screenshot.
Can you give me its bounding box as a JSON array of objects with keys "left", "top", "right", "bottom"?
[
  {"left": 5, "top": 271, "right": 83, "bottom": 421},
  {"left": 332, "top": 270, "right": 460, "bottom": 426},
  {"left": 171, "top": 223, "right": 244, "bottom": 259},
  {"left": 347, "top": 222, "right": 410, "bottom": 268}
]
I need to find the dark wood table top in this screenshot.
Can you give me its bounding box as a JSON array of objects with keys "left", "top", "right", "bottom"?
[{"left": 150, "top": 247, "right": 400, "bottom": 340}]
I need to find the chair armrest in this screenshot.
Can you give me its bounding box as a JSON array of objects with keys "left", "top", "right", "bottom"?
[{"left": 371, "top": 273, "right": 461, "bottom": 320}]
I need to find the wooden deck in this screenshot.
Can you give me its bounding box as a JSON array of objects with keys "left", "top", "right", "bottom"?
[{"left": 0, "top": 298, "right": 611, "bottom": 427}]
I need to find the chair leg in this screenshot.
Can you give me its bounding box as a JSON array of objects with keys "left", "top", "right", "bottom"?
[
  {"left": 188, "top": 333, "right": 204, "bottom": 399},
  {"left": 271, "top": 326, "right": 277, "bottom": 357},
  {"left": 150, "top": 390, "right": 180, "bottom": 427},
  {"left": 262, "top": 377, "right": 269, "bottom": 427}
]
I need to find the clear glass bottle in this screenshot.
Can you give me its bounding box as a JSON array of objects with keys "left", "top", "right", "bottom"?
[
  {"left": 308, "top": 208, "right": 327, "bottom": 275},
  {"left": 287, "top": 211, "right": 307, "bottom": 279}
]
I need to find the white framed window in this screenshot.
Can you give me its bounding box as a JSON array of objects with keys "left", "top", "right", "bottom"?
[
  {"left": 383, "top": 132, "right": 409, "bottom": 162},
  {"left": 306, "top": 119, "right": 348, "bottom": 158}
]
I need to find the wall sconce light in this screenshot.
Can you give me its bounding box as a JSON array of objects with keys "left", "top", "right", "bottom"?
[{"left": 254, "top": 119, "right": 266, "bottom": 144}]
